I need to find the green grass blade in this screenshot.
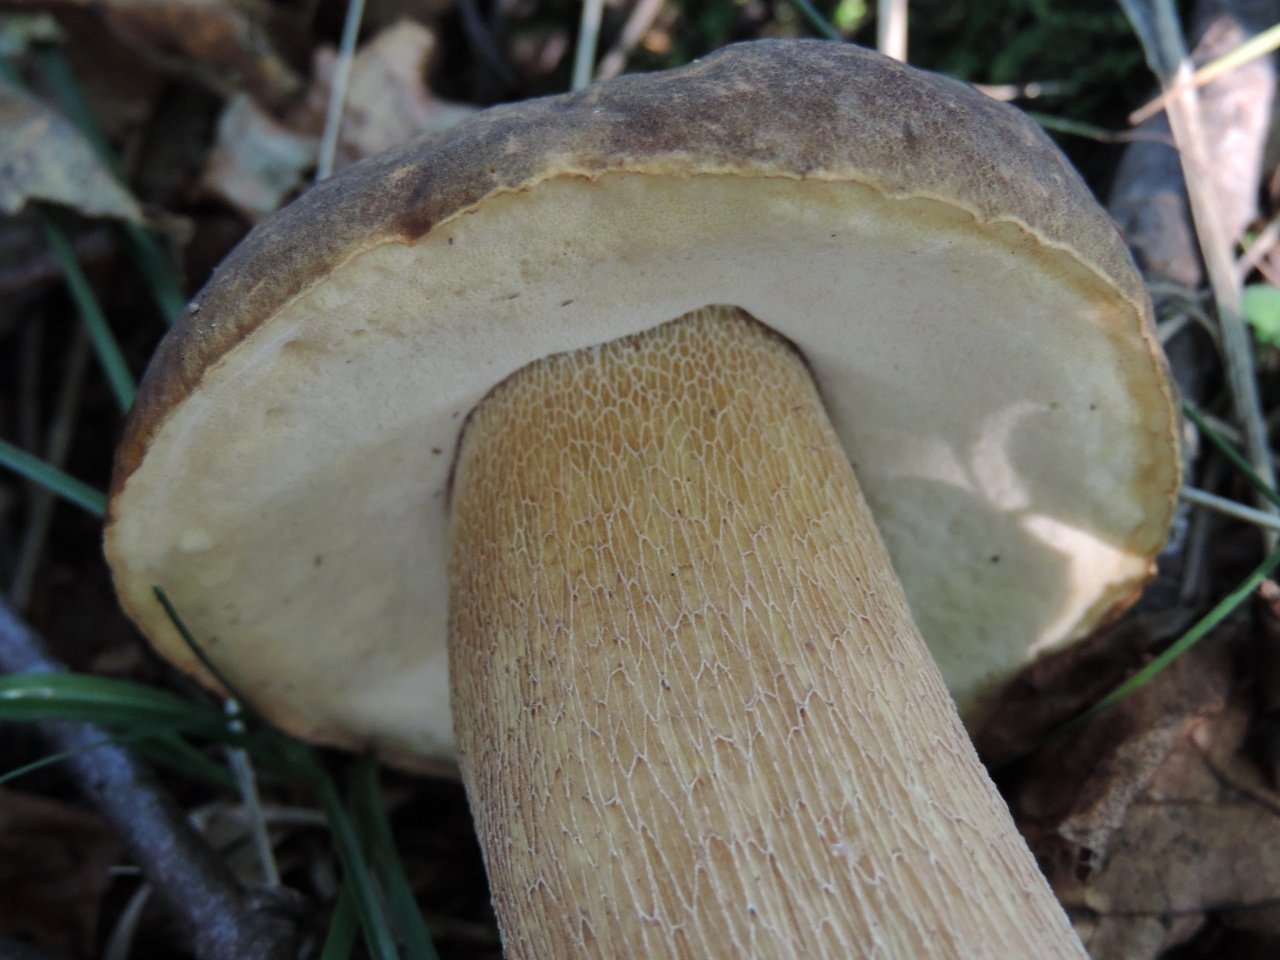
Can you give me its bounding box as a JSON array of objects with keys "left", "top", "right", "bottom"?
[
  {"left": 31, "top": 45, "right": 186, "bottom": 322},
  {"left": 0, "top": 667, "right": 312, "bottom": 785},
  {"left": 990, "top": 400, "right": 1280, "bottom": 770},
  {"left": 320, "top": 877, "right": 362, "bottom": 960},
  {"left": 29, "top": 46, "right": 122, "bottom": 178},
  {"left": 785, "top": 0, "right": 843, "bottom": 40},
  {"left": 1027, "top": 111, "right": 1132, "bottom": 142},
  {"left": 121, "top": 222, "right": 187, "bottom": 323},
  {"left": 0, "top": 729, "right": 151, "bottom": 786},
  {"left": 138, "top": 732, "right": 237, "bottom": 790},
  {"left": 349, "top": 754, "right": 439, "bottom": 960},
  {"left": 150, "top": 588, "right": 348, "bottom": 777},
  {"left": 0, "top": 672, "right": 227, "bottom": 737},
  {"left": 1084, "top": 540, "right": 1280, "bottom": 715},
  {"left": 1183, "top": 401, "right": 1280, "bottom": 509},
  {"left": 1116, "top": 0, "right": 1180, "bottom": 77},
  {"left": 0, "top": 726, "right": 231, "bottom": 790},
  {"left": 0, "top": 438, "right": 106, "bottom": 516},
  {"left": 154, "top": 587, "right": 416, "bottom": 940},
  {"left": 994, "top": 538, "right": 1280, "bottom": 769},
  {"left": 154, "top": 588, "right": 266, "bottom": 721},
  {"left": 38, "top": 211, "right": 137, "bottom": 412},
  {"left": 312, "top": 769, "right": 402, "bottom": 960}
]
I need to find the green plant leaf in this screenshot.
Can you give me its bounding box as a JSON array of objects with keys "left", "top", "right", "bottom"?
[{"left": 1243, "top": 284, "right": 1280, "bottom": 349}]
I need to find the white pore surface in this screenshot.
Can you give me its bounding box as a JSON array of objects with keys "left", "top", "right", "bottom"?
[{"left": 110, "top": 173, "right": 1166, "bottom": 765}]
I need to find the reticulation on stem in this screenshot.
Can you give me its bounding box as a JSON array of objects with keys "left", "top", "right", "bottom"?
[{"left": 448, "top": 305, "right": 1084, "bottom": 959}]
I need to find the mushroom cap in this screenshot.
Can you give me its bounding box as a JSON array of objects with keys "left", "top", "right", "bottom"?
[{"left": 106, "top": 39, "right": 1180, "bottom": 771}]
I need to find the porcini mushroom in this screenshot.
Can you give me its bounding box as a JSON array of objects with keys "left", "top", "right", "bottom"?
[{"left": 107, "top": 40, "right": 1179, "bottom": 958}]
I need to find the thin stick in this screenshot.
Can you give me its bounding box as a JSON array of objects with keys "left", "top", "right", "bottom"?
[
  {"left": 1180, "top": 462, "right": 1219, "bottom": 606},
  {"left": 0, "top": 600, "right": 301, "bottom": 960},
  {"left": 224, "top": 699, "right": 281, "bottom": 888},
  {"left": 1238, "top": 214, "right": 1280, "bottom": 283},
  {"left": 1126, "top": 0, "right": 1278, "bottom": 519},
  {"left": 877, "top": 0, "right": 908, "bottom": 61},
  {"left": 10, "top": 330, "right": 91, "bottom": 608},
  {"left": 1180, "top": 485, "right": 1280, "bottom": 532},
  {"left": 596, "top": 0, "right": 666, "bottom": 81},
  {"left": 1130, "top": 22, "right": 1280, "bottom": 125},
  {"left": 1256, "top": 258, "right": 1280, "bottom": 288},
  {"left": 317, "top": 0, "right": 367, "bottom": 180},
  {"left": 572, "top": 0, "right": 605, "bottom": 91}
]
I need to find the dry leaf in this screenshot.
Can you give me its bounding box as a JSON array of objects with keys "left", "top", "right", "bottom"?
[
  {"left": 47, "top": 0, "right": 303, "bottom": 106},
  {"left": 199, "top": 92, "right": 315, "bottom": 221},
  {"left": 0, "top": 788, "right": 123, "bottom": 956},
  {"left": 976, "top": 608, "right": 1195, "bottom": 763},
  {"left": 1060, "top": 701, "right": 1280, "bottom": 957},
  {"left": 0, "top": 81, "right": 144, "bottom": 222},
  {"left": 200, "top": 19, "right": 476, "bottom": 219},
  {"left": 1002, "top": 629, "right": 1280, "bottom": 959}
]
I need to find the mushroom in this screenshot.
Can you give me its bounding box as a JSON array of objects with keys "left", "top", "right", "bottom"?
[{"left": 106, "top": 40, "right": 1179, "bottom": 958}]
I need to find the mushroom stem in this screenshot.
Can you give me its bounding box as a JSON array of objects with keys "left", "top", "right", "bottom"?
[{"left": 449, "top": 306, "right": 1085, "bottom": 958}]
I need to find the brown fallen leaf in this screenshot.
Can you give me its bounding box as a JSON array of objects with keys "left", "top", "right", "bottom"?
[
  {"left": 73, "top": 0, "right": 302, "bottom": 107},
  {"left": 976, "top": 607, "right": 1196, "bottom": 763},
  {"left": 1000, "top": 623, "right": 1280, "bottom": 960},
  {"left": 201, "top": 19, "right": 476, "bottom": 219},
  {"left": 0, "top": 81, "right": 144, "bottom": 222},
  {"left": 199, "top": 92, "right": 316, "bottom": 221},
  {"left": 0, "top": 787, "right": 123, "bottom": 956}
]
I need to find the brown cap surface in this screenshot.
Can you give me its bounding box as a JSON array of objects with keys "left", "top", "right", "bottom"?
[{"left": 106, "top": 39, "right": 1180, "bottom": 769}]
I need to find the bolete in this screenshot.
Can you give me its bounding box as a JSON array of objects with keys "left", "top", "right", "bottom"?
[{"left": 107, "top": 40, "right": 1179, "bottom": 958}]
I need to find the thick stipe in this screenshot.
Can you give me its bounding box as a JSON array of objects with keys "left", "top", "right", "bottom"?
[{"left": 449, "top": 307, "right": 1085, "bottom": 958}]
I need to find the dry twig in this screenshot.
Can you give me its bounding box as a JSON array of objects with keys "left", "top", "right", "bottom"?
[{"left": 0, "top": 599, "right": 302, "bottom": 960}]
